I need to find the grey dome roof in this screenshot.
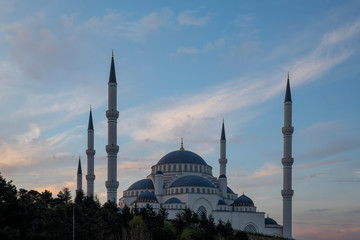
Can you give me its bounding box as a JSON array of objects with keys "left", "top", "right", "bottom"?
[
  {"left": 164, "top": 197, "right": 182, "bottom": 204},
  {"left": 127, "top": 179, "right": 154, "bottom": 190},
  {"left": 265, "top": 217, "right": 278, "bottom": 225},
  {"left": 157, "top": 150, "right": 207, "bottom": 165},
  {"left": 170, "top": 175, "right": 215, "bottom": 188},
  {"left": 136, "top": 190, "right": 158, "bottom": 203},
  {"left": 227, "top": 187, "right": 234, "bottom": 194},
  {"left": 233, "top": 194, "right": 254, "bottom": 207},
  {"left": 219, "top": 174, "right": 226, "bottom": 178}
]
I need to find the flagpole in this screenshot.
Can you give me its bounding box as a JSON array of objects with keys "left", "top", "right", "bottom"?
[{"left": 73, "top": 206, "right": 75, "bottom": 240}]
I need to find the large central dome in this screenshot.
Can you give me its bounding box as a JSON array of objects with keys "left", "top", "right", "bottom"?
[{"left": 157, "top": 150, "right": 207, "bottom": 165}]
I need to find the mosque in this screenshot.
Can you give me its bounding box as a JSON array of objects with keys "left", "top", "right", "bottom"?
[{"left": 76, "top": 53, "right": 294, "bottom": 239}]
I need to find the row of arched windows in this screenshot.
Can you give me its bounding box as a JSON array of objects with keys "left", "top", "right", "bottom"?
[
  {"left": 124, "top": 190, "right": 155, "bottom": 197},
  {"left": 153, "top": 164, "right": 212, "bottom": 174},
  {"left": 167, "top": 187, "right": 217, "bottom": 195}
]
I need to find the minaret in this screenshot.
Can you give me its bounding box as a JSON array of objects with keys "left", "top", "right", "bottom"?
[
  {"left": 219, "top": 120, "right": 228, "bottom": 198},
  {"left": 76, "top": 157, "right": 83, "bottom": 194},
  {"left": 219, "top": 119, "right": 227, "bottom": 176},
  {"left": 105, "top": 50, "right": 119, "bottom": 203},
  {"left": 86, "top": 107, "right": 96, "bottom": 198},
  {"left": 281, "top": 73, "right": 294, "bottom": 239}
]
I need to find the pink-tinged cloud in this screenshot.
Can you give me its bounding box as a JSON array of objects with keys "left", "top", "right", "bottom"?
[
  {"left": 251, "top": 163, "right": 281, "bottom": 178},
  {"left": 294, "top": 224, "right": 360, "bottom": 240}
]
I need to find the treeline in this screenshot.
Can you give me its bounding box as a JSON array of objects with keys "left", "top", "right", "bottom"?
[{"left": 1, "top": 173, "right": 258, "bottom": 240}]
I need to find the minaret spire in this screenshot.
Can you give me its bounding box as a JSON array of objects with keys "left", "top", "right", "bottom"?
[
  {"left": 76, "top": 156, "right": 83, "bottom": 195},
  {"left": 282, "top": 73, "right": 294, "bottom": 239},
  {"left": 285, "top": 72, "right": 292, "bottom": 102},
  {"left": 86, "top": 106, "right": 96, "bottom": 198},
  {"left": 106, "top": 51, "right": 119, "bottom": 203}
]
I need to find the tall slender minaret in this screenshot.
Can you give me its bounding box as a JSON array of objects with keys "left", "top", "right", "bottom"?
[
  {"left": 219, "top": 119, "right": 227, "bottom": 176},
  {"left": 105, "top": 50, "right": 119, "bottom": 203},
  {"left": 86, "top": 107, "right": 96, "bottom": 198},
  {"left": 219, "top": 120, "right": 228, "bottom": 198},
  {"left": 281, "top": 73, "right": 294, "bottom": 239},
  {"left": 76, "top": 157, "right": 83, "bottom": 194}
]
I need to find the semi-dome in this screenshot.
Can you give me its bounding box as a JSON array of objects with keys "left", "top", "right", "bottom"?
[
  {"left": 136, "top": 190, "right": 158, "bottom": 203},
  {"left": 127, "top": 179, "right": 154, "bottom": 190},
  {"left": 227, "top": 187, "right": 234, "bottom": 194},
  {"left": 265, "top": 217, "right": 278, "bottom": 225},
  {"left": 157, "top": 150, "right": 207, "bottom": 165},
  {"left": 233, "top": 194, "right": 254, "bottom": 207},
  {"left": 170, "top": 175, "right": 215, "bottom": 188},
  {"left": 164, "top": 197, "right": 182, "bottom": 204}
]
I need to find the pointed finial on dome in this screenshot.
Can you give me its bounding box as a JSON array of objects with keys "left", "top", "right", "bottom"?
[
  {"left": 112, "top": 49, "right": 114, "bottom": 58},
  {"left": 180, "top": 138, "right": 185, "bottom": 151}
]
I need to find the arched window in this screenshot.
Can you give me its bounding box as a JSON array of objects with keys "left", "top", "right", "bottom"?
[
  {"left": 197, "top": 206, "right": 207, "bottom": 217},
  {"left": 244, "top": 224, "right": 257, "bottom": 233}
]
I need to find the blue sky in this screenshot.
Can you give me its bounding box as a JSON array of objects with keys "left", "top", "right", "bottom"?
[{"left": 0, "top": 1, "right": 359, "bottom": 239}]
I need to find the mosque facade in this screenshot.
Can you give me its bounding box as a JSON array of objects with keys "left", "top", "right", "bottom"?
[{"left": 76, "top": 53, "right": 294, "bottom": 238}]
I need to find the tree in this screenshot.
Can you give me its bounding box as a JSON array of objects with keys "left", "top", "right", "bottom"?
[
  {"left": 128, "top": 215, "right": 150, "bottom": 240},
  {"left": 56, "top": 187, "right": 72, "bottom": 204}
]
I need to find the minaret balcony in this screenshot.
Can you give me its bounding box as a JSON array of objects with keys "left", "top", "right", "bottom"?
[
  {"left": 282, "top": 126, "right": 294, "bottom": 134},
  {"left": 219, "top": 158, "right": 227, "bottom": 164},
  {"left": 281, "top": 189, "right": 294, "bottom": 197},
  {"left": 106, "top": 180, "right": 119, "bottom": 189},
  {"left": 106, "top": 110, "right": 119, "bottom": 119},
  {"left": 86, "top": 149, "right": 96, "bottom": 155},
  {"left": 86, "top": 174, "right": 96, "bottom": 181},
  {"left": 282, "top": 157, "right": 294, "bottom": 165},
  {"left": 106, "top": 144, "right": 119, "bottom": 154}
]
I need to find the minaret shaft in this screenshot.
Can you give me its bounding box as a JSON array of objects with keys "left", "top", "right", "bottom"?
[
  {"left": 86, "top": 108, "right": 96, "bottom": 198},
  {"left": 105, "top": 54, "right": 119, "bottom": 203},
  {"left": 282, "top": 77, "right": 294, "bottom": 239}
]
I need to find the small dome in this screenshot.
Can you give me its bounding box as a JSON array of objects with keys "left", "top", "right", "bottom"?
[
  {"left": 157, "top": 150, "right": 207, "bottom": 165},
  {"left": 156, "top": 170, "right": 163, "bottom": 175},
  {"left": 233, "top": 194, "right": 254, "bottom": 207},
  {"left": 265, "top": 217, "right": 278, "bottom": 225},
  {"left": 164, "top": 197, "right": 182, "bottom": 204},
  {"left": 170, "top": 175, "right": 215, "bottom": 188},
  {"left": 217, "top": 199, "right": 227, "bottom": 205},
  {"left": 136, "top": 190, "right": 158, "bottom": 203},
  {"left": 219, "top": 174, "right": 226, "bottom": 178},
  {"left": 227, "top": 187, "right": 234, "bottom": 194},
  {"left": 127, "top": 179, "right": 154, "bottom": 190}
]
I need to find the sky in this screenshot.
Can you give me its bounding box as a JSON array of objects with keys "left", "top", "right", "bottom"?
[{"left": 0, "top": 0, "right": 359, "bottom": 239}]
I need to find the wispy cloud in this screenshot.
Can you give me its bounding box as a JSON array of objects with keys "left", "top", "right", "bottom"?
[
  {"left": 251, "top": 162, "right": 281, "bottom": 178},
  {"left": 176, "top": 46, "right": 199, "bottom": 54},
  {"left": 310, "top": 208, "right": 331, "bottom": 212},
  {"left": 85, "top": 8, "right": 173, "bottom": 41},
  {"left": 177, "top": 10, "right": 209, "bottom": 26},
  {"left": 121, "top": 18, "right": 359, "bottom": 145}
]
